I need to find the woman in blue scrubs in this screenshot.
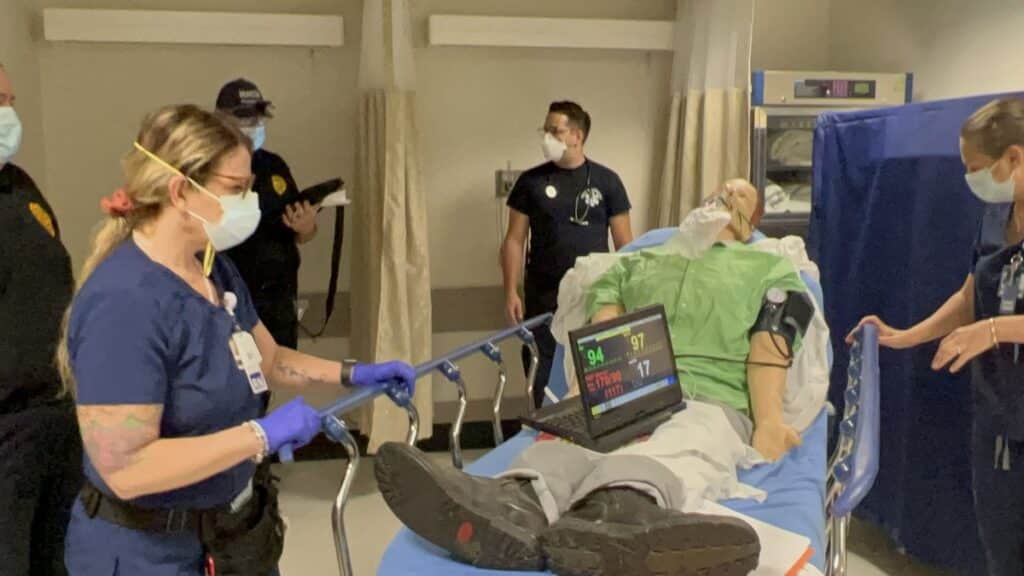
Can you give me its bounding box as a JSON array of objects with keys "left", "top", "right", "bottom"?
[
  {"left": 852, "top": 96, "right": 1024, "bottom": 576},
  {"left": 56, "top": 104, "right": 416, "bottom": 575}
]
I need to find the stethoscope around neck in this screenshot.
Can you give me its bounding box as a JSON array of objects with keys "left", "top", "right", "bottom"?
[{"left": 546, "top": 161, "right": 594, "bottom": 227}]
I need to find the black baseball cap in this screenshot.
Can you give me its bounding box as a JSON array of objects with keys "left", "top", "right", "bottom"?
[{"left": 215, "top": 78, "right": 273, "bottom": 118}]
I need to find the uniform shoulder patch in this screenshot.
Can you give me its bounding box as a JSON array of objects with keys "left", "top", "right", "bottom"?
[
  {"left": 28, "top": 202, "right": 56, "bottom": 237},
  {"left": 272, "top": 175, "right": 288, "bottom": 196}
]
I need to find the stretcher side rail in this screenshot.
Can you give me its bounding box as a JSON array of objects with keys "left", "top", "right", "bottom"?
[
  {"left": 825, "top": 324, "right": 880, "bottom": 576},
  {"left": 279, "top": 313, "right": 553, "bottom": 576}
]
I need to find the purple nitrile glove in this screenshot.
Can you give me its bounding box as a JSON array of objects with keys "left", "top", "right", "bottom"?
[
  {"left": 351, "top": 361, "right": 417, "bottom": 403},
  {"left": 253, "top": 396, "right": 321, "bottom": 454}
]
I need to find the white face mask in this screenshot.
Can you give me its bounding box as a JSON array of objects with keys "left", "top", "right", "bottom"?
[
  {"left": 965, "top": 161, "right": 1017, "bottom": 204},
  {"left": 542, "top": 132, "right": 567, "bottom": 163},
  {"left": 0, "top": 106, "right": 23, "bottom": 164},
  {"left": 132, "top": 141, "right": 261, "bottom": 251},
  {"left": 703, "top": 191, "right": 755, "bottom": 242},
  {"left": 664, "top": 205, "right": 732, "bottom": 259},
  {"left": 188, "top": 186, "right": 261, "bottom": 251}
]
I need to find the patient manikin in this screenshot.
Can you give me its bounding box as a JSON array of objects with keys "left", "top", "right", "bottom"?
[
  {"left": 589, "top": 179, "right": 805, "bottom": 462},
  {"left": 375, "top": 180, "right": 819, "bottom": 576}
]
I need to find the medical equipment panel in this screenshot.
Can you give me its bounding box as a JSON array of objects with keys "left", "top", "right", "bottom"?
[{"left": 751, "top": 71, "right": 913, "bottom": 240}]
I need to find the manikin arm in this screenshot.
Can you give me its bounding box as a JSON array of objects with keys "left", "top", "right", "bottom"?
[{"left": 747, "top": 332, "right": 801, "bottom": 462}]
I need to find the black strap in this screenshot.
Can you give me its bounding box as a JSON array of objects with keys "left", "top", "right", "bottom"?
[
  {"left": 300, "top": 206, "right": 345, "bottom": 338},
  {"left": 79, "top": 481, "right": 202, "bottom": 534}
]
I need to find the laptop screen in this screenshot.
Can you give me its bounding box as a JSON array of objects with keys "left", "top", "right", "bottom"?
[{"left": 574, "top": 307, "right": 678, "bottom": 420}]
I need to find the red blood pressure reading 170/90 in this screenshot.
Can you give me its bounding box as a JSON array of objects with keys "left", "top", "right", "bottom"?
[{"left": 584, "top": 369, "right": 624, "bottom": 401}]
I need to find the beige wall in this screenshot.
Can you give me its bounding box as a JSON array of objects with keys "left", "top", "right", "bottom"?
[
  {"left": 1, "top": 0, "right": 47, "bottom": 181},
  {"left": 24, "top": 0, "right": 839, "bottom": 290},
  {"left": 752, "top": 0, "right": 832, "bottom": 71},
  {"left": 33, "top": 0, "right": 361, "bottom": 293},
  {"left": 11, "top": 0, "right": 844, "bottom": 417},
  {"left": 412, "top": 0, "right": 676, "bottom": 288},
  {"left": 829, "top": 0, "right": 1024, "bottom": 101}
]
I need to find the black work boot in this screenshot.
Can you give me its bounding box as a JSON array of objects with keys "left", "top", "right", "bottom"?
[
  {"left": 374, "top": 442, "right": 549, "bottom": 570},
  {"left": 540, "top": 488, "right": 760, "bottom": 576}
]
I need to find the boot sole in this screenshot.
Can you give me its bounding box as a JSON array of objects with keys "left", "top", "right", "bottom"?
[
  {"left": 374, "top": 443, "right": 545, "bottom": 571},
  {"left": 541, "top": 514, "right": 760, "bottom": 576}
]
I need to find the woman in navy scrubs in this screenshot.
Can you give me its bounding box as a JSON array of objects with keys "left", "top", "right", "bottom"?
[
  {"left": 853, "top": 96, "right": 1024, "bottom": 575},
  {"left": 58, "top": 104, "right": 415, "bottom": 575}
]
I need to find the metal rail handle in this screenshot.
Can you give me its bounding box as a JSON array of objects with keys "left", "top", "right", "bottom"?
[
  {"left": 277, "top": 314, "right": 554, "bottom": 462},
  {"left": 276, "top": 315, "right": 553, "bottom": 576}
]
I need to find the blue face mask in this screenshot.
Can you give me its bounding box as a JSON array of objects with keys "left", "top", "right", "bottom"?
[
  {"left": 0, "top": 107, "right": 23, "bottom": 163},
  {"left": 242, "top": 123, "right": 266, "bottom": 152}
]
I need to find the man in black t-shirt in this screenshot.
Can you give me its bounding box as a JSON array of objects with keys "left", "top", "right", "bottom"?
[
  {"left": 502, "top": 101, "right": 634, "bottom": 408},
  {"left": 215, "top": 79, "right": 321, "bottom": 351},
  {"left": 0, "top": 63, "right": 82, "bottom": 576}
]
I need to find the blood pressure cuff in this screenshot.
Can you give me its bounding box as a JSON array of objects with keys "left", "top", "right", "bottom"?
[{"left": 749, "top": 289, "right": 815, "bottom": 352}]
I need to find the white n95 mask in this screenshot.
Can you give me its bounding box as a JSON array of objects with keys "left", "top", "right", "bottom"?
[
  {"left": 966, "top": 163, "right": 1017, "bottom": 204},
  {"left": 0, "top": 107, "right": 23, "bottom": 163},
  {"left": 189, "top": 188, "right": 261, "bottom": 251},
  {"left": 542, "top": 132, "right": 567, "bottom": 163},
  {"left": 132, "top": 141, "right": 262, "bottom": 251}
]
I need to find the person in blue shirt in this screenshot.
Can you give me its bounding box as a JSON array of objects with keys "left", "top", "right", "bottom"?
[
  {"left": 852, "top": 96, "right": 1024, "bottom": 576},
  {"left": 57, "top": 104, "right": 415, "bottom": 575}
]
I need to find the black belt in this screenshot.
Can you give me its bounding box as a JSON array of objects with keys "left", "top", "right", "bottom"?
[{"left": 79, "top": 480, "right": 211, "bottom": 534}]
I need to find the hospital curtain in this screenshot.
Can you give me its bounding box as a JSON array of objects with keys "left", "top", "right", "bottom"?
[
  {"left": 655, "top": 0, "right": 754, "bottom": 226},
  {"left": 350, "top": 0, "right": 433, "bottom": 450}
]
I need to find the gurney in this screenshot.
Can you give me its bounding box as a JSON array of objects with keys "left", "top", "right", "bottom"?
[{"left": 288, "top": 229, "right": 881, "bottom": 576}]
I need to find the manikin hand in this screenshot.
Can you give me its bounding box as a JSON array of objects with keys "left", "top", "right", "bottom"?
[{"left": 752, "top": 420, "right": 802, "bottom": 462}]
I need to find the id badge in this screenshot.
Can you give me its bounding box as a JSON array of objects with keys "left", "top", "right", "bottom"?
[
  {"left": 999, "top": 262, "right": 1020, "bottom": 316},
  {"left": 230, "top": 331, "right": 268, "bottom": 394}
]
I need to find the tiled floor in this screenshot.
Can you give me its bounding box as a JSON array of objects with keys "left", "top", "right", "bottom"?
[{"left": 275, "top": 453, "right": 954, "bottom": 576}]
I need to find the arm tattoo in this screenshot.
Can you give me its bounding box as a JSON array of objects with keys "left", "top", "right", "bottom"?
[
  {"left": 273, "top": 361, "right": 332, "bottom": 387},
  {"left": 77, "top": 405, "right": 161, "bottom": 475}
]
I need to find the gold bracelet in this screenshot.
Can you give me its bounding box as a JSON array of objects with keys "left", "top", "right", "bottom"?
[{"left": 990, "top": 317, "right": 1000, "bottom": 349}]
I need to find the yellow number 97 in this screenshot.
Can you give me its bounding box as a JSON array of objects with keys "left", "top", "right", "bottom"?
[{"left": 630, "top": 333, "right": 644, "bottom": 352}]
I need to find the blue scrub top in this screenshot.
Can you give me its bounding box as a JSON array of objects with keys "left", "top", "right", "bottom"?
[
  {"left": 972, "top": 202, "right": 1024, "bottom": 440},
  {"left": 68, "top": 239, "right": 264, "bottom": 509}
]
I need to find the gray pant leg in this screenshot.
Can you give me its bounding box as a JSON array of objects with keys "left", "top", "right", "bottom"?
[
  {"left": 501, "top": 441, "right": 598, "bottom": 523},
  {"left": 502, "top": 441, "right": 687, "bottom": 522},
  {"left": 573, "top": 454, "right": 686, "bottom": 511}
]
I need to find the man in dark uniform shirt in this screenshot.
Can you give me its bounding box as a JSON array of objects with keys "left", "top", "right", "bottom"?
[
  {"left": 0, "top": 63, "right": 82, "bottom": 576},
  {"left": 502, "top": 101, "right": 634, "bottom": 408},
  {"left": 215, "top": 78, "right": 320, "bottom": 351}
]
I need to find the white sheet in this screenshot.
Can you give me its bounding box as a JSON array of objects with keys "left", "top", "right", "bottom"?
[{"left": 699, "top": 500, "right": 818, "bottom": 576}]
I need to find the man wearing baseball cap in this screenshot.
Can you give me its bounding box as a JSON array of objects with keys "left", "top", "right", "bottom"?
[{"left": 216, "top": 78, "right": 320, "bottom": 352}]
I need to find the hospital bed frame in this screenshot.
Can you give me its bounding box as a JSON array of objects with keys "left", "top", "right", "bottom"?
[{"left": 281, "top": 317, "right": 880, "bottom": 576}]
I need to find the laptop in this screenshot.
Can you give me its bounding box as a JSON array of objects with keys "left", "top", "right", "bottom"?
[{"left": 521, "top": 305, "right": 686, "bottom": 453}]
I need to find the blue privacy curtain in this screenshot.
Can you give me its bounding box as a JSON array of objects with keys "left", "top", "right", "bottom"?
[{"left": 809, "top": 93, "right": 1023, "bottom": 573}]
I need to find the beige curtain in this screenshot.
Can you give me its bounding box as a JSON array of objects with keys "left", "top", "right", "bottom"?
[
  {"left": 350, "top": 0, "right": 433, "bottom": 450},
  {"left": 656, "top": 0, "right": 755, "bottom": 227}
]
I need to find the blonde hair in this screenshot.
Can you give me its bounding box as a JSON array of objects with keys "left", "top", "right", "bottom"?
[
  {"left": 56, "top": 104, "right": 249, "bottom": 395},
  {"left": 962, "top": 97, "right": 1024, "bottom": 159}
]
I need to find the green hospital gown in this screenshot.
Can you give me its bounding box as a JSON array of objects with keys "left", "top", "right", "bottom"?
[{"left": 585, "top": 242, "right": 806, "bottom": 414}]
